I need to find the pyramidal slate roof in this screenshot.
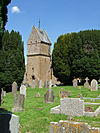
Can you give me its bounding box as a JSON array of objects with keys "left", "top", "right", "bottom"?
[{"left": 36, "top": 26, "right": 51, "bottom": 44}]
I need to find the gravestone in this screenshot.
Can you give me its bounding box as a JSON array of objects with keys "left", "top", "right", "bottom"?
[
  {"left": 20, "top": 84, "right": 26, "bottom": 98},
  {"left": 72, "top": 79, "right": 77, "bottom": 87},
  {"left": 44, "top": 85, "right": 55, "bottom": 103},
  {"left": 44, "top": 80, "right": 48, "bottom": 88},
  {"left": 32, "top": 80, "right": 35, "bottom": 88},
  {"left": 0, "top": 113, "right": 19, "bottom": 133},
  {"left": 39, "top": 80, "right": 42, "bottom": 88},
  {"left": 59, "top": 91, "right": 71, "bottom": 98},
  {"left": 12, "top": 81, "right": 18, "bottom": 95},
  {"left": 50, "top": 120, "right": 100, "bottom": 133},
  {"left": 4, "top": 91, "right": 6, "bottom": 96},
  {"left": 12, "top": 94, "right": 24, "bottom": 112},
  {"left": 35, "top": 92, "right": 40, "bottom": 98},
  {"left": 91, "top": 79, "right": 98, "bottom": 91},
  {"left": 49, "top": 80, "right": 52, "bottom": 89},
  {"left": 84, "top": 77, "right": 90, "bottom": 88},
  {"left": 1, "top": 88, "right": 4, "bottom": 104}
]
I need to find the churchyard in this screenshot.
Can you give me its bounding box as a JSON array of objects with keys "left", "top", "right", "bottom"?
[{"left": 0, "top": 85, "right": 100, "bottom": 133}]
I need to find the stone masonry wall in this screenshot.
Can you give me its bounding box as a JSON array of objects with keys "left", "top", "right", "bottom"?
[{"left": 50, "top": 120, "right": 100, "bottom": 133}]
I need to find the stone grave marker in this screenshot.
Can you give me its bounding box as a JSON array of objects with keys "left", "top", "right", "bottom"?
[
  {"left": 39, "top": 80, "right": 42, "bottom": 88},
  {"left": 59, "top": 91, "right": 71, "bottom": 98},
  {"left": 91, "top": 79, "right": 98, "bottom": 91},
  {"left": 72, "top": 79, "right": 77, "bottom": 87},
  {"left": 12, "top": 94, "right": 24, "bottom": 112},
  {"left": 1, "top": 88, "right": 4, "bottom": 104},
  {"left": 4, "top": 91, "right": 6, "bottom": 96},
  {"left": 44, "top": 85, "right": 55, "bottom": 103},
  {"left": 20, "top": 84, "right": 26, "bottom": 98},
  {"left": 32, "top": 80, "right": 35, "bottom": 88},
  {"left": 44, "top": 80, "right": 48, "bottom": 88},
  {"left": 12, "top": 81, "right": 18, "bottom": 95},
  {"left": 84, "top": 77, "right": 90, "bottom": 88},
  {"left": 35, "top": 92, "right": 40, "bottom": 98}
]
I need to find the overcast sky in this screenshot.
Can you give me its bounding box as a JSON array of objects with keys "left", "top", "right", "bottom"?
[{"left": 6, "top": 0, "right": 100, "bottom": 64}]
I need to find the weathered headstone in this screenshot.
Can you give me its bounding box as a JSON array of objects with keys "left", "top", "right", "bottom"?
[
  {"left": 12, "top": 94, "right": 24, "bottom": 112},
  {"left": 20, "top": 84, "right": 26, "bottom": 98},
  {"left": 1, "top": 88, "right": 4, "bottom": 104},
  {"left": 4, "top": 91, "right": 6, "bottom": 97},
  {"left": 0, "top": 113, "right": 19, "bottom": 133},
  {"left": 44, "top": 84, "right": 55, "bottom": 103},
  {"left": 91, "top": 79, "right": 98, "bottom": 91},
  {"left": 84, "top": 77, "right": 90, "bottom": 88},
  {"left": 32, "top": 80, "right": 35, "bottom": 88},
  {"left": 12, "top": 81, "right": 18, "bottom": 95},
  {"left": 72, "top": 79, "right": 77, "bottom": 87},
  {"left": 49, "top": 80, "right": 52, "bottom": 89},
  {"left": 35, "top": 92, "right": 40, "bottom": 98},
  {"left": 44, "top": 80, "right": 48, "bottom": 88},
  {"left": 50, "top": 120, "right": 100, "bottom": 133},
  {"left": 39, "top": 80, "right": 42, "bottom": 88},
  {"left": 59, "top": 91, "right": 71, "bottom": 98}
]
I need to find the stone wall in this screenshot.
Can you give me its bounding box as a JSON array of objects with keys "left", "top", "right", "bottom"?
[{"left": 50, "top": 120, "right": 100, "bottom": 133}]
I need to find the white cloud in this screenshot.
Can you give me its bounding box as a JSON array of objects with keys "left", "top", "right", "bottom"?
[{"left": 11, "top": 6, "right": 20, "bottom": 13}]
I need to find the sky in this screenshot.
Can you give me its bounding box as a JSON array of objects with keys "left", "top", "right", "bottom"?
[{"left": 6, "top": 0, "right": 100, "bottom": 64}]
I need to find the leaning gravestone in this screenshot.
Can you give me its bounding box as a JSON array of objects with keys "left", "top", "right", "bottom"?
[
  {"left": 12, "top": 94, "right": 24, "bottom": 112},
  {"left": 91, "top": 79, "right": 98, "bottom": 91},
  {"left": 72, "top": 79, "right": 77, "bottom": 87},
  {"left": 39, "top": 80, "right": 42, "bottom": 88},
  {"left": 12, "top": 81, "right": 18, "bottom": 95},
  {"left": 20, "top": 84, "right": 26, "bottom": 98},
  {"left": 84, "top": 77, "right": 90, "bottom": 88},
  {"left": 32, "top": 80, "right": 35, "bottom": 88},
  {"left": 44, "top": 84, "right": 55, "bottom": 103}
]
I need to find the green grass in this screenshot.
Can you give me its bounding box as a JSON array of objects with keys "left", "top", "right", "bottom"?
[{"left": 0, "top": 86, "right": 100, "bottom": 132}]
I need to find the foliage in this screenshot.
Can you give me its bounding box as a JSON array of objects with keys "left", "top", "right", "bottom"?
[
  {"left": 1, "top": 86, "right": 100, "bottom": 132},
  {"left": 0, "top": 30, "right": 25, "bottom": 91},
  {"left": 52, "top": 30, "right": 100, "bottom": 84}
]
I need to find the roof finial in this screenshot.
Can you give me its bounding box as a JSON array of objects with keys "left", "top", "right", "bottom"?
[{"left": 39, "top": 19, "right": 40, "bottom": 30}]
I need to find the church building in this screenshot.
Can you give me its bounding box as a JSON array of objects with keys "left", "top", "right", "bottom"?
[{"left": 26, "top": 25, "right": 52, "bottom": 86}]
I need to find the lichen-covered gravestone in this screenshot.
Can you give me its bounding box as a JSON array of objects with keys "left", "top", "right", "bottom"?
[
  {"left": 12, "top": 94, "right": 24, "bottom": 112},
  {"left": 59, "top": 91, "right": 71, "bottom": 98},
  {"left": 91, "top": 79, "right": 98, "bottom": 91},
  {"left": 72, "top": 79, "right": 77, "bottom": 87},
  {"left": 12, "top": 81, "right": 18, "bottom": 95},
  {"left": 20, "top": 84, "right": 26, "bottom": 98},
  {"left": 84, "top": 77, "right": 90, "bottom": 89}
]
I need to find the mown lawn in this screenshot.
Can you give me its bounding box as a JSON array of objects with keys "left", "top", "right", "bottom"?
[{"left": 0, "top": 86, "right": 100, "bottom": 133}]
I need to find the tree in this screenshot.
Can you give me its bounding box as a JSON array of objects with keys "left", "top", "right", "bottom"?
[
  {"left": 52, "top": 30, "right": 100, "bottom": 85},
  {"left": 0, "top": 30, "right": 25, "bottom": 91}
]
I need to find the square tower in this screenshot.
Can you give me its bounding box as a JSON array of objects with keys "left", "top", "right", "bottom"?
[{"left": 27, "top": 26, "right": 52, "bottom": 86}]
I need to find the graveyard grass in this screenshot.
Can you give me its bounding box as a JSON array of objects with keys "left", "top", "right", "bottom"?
[{"left": 1, "top": 86, "right": 100, "bottom": 133}]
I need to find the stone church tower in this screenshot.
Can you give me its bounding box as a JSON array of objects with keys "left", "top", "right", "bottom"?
[{"left": 26, "top": 25, "right": 52, "bottom": 86}]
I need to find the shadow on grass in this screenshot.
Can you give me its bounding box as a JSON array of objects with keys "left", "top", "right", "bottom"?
[{"left": 0, "top": 107, "right": 12, "bottom": 133}]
